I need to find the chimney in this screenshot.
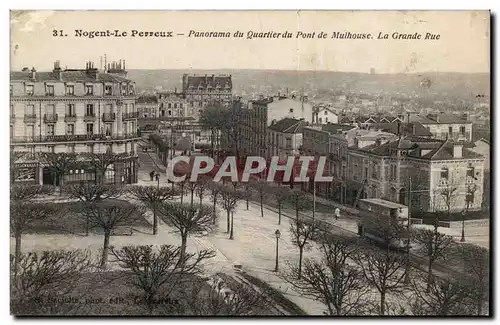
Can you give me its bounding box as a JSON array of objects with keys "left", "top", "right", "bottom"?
[
  {"left": 123, "top": 60, "right": 126, "bottom": 69},
  {"left": 30, "top": 67, "right": 36, "bottom": 80},
  {"left": 453, "top": 143, "right": 463, "bottom": 158},
  {"left": 53, "top": 60, "right": 62, "bottom": 80}
]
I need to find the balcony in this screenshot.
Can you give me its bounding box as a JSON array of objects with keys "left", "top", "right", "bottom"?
[
  {"left": 123, "top": 112, "right": 139, "bottom": 120},
  {"left": 64, "top": 114, "right": 77, "bottom": 122},
  {"left": 44, "top": 113, "right": 58, "bottom": 123},
  {"left": 102, "top": 113, "right": 116, "bottom": 122},
  {"left": 11, "top": 132, "right": 140, "bottom": 144},
  {"left": 24, "top": 114, "right": 37, "bottom": 123},
  {"left": 83, "top": 114, "right": 96, "bottom": 122}
]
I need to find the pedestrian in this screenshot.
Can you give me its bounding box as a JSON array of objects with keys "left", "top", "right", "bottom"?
[
  {"left": 150, "top": 171, "right": 154, "bottom": 181},
  {"left": 155, "top": 173, "right": 160, "bottom": 182},
  {"left": 335, "top": 207, "right": 340, "bottom": 220}
]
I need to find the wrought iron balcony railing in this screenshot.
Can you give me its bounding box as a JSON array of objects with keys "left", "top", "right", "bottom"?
[
  {"left": 102, "top": 113, "right": 116, "bottom": 122},
  {"left": 23, "top": 114, "right": 37, "bottom": 123},
  {"left": 43, "top": 113, "right": 58, "bottom": 123},
  {"left": 11, "top": 132, "right": 140, "bottom": 144},
  {"left": 122, "top": 112, "right": 139, "bottom": 120},
  {"left": 64, "top": 114, "right": 77, "bottom": 122},
  {"left": 83, "top": 114, "right": 96, "bottom": 122}
]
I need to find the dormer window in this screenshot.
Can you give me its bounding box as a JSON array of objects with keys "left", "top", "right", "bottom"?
[
  {"left": 85, "top": 85, "right": 93, "bottom": 95},
  {"left": 105, "top": 85, "right": 112, "bottom": 96},
  {"left": 26, "top": 85, "right": 34, "bottom": 96},
  {"left": 466, "top": 164, "right": 475, "bottom": 178},
  {"left": 46, "top": 85, "right": 54, "bottom": 96},
  {"left": 66, "top": 85, "right": 74, "bottom": 95}
]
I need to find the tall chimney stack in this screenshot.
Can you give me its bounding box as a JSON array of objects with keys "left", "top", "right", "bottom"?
[{"left": 30, "top": 67, "right": 36, "bottom": 80}]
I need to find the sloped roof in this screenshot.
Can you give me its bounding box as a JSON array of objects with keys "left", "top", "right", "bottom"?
[
  {"left": 10, "top": 70, "right": 132, "bottom": 83},
  {"left": 184, "top": 75, "right": 232, "bottom": 89},
  {"left": 136, "top": 95, "right": 158, "bottom": 104},
  {"left": 321, "top": 123, "right": 355, "bottom": 134},
  {"left": 373, "top": 122, "right": 433, "bottom": 137},
  {"left": 268, "top": 118, "right": 305, "bottom": 133},
  {"left": 410, "top": 114, "right": 470, "bottom": 125}
]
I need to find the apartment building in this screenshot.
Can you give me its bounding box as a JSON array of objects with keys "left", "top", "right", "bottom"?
[
  {"left": 10, "top": 60, "right": 139, "bottom": 185},
  {"left": 182, "top": 74, "right": 233, "bottom": 109},
  {"left": 267, "top": 118, "right": 306, "bottom": 160},
  {"left": 410, "top": 113, "right": 473, "bottom": 142},
  {"left": 346, "top": 137, "right": 485, "bottom": 213}
]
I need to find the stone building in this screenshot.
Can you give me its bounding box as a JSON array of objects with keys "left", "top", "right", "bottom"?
[
  {"left": 182, "top": 74, "right": 233, "bottom": 109},
  {"left": 410, "top": 113, "right": 473, "bottom": 142},
  {"left": 267, "top": 118, "right": 306, "bottom": 160},
  {"left": 10, "top": 60, "right": 139, "bottom": 185}
]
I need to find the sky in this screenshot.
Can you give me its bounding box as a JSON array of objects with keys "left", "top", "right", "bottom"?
[{"left": 10, "top": 10, "right": 490, "bottom": 74}]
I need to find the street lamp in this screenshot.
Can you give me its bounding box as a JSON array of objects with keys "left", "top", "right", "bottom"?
[
  {"left": 274, "top": 229, "right": 281, "bottom": 272},
  {"left": 155, "top": 173, "right": 160, "bottom": 190},
  {"left": 461, "top": 210, "right": 466, "bottom": 242}
]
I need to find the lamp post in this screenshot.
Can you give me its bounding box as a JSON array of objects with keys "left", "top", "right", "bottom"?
[
  {"left": 460, "top": 209, "right": 466, "bottom": 242},
  {"left": 156, "top": 173, "right": 160, "bottom": 190},
  {"left": 274, "top": 229, "right": 281, "bottom": 272}
]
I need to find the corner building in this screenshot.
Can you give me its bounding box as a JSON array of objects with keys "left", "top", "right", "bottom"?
[{"left": 10, "top": 60, "right": 140, "bottom": 185}]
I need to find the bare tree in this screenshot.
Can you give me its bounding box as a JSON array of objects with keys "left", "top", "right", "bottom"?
[
  {"left": 110, "top": 245, "right": 215, "bottom": 315},
  {"left": 252, "top": 180, "right": 270, "bottom": 218},
  {"left": 83, "top": 152, "right": 129, "bottom": 184},
  {"left": 185, "top": 181, "right": 198, "bottom": 208},
  {"left": 272, "top": 185, "right": 291, "bottom": 225},
  {"left": 242, "top": 181, "right": 254, "bottom": 211},
  {"left": 287, "top": 189, "right": 312, "bottom": 224},
  {"left": 127, "top": 185, "right": 178, "bottom": 235},
  {"left": 209, "top": 181, "right": 222, "bottom": 225},
  {"left": 284, "top": 236, "right": 368, "bottom": 315},
  {"left": 11, "top": 183, "right": 52, "bottom": 202},
  {"left": 10, "top": 202, "right": 62, "bottom": 275},
  {"left": 158, "top": 202, "right": 214, "bottom": 260},
  {"left": 66, "top": 182, "right": 122, "bottom": 236},
  {"left": 177, "top": 179, "right": 187, "bottom": 204},
  {"left": 354, "top": 248, "right": 406, "bottom": 315},
  {"left": 200, "top": 104, "right": 227, "bottom": 159},
  {"left": 289, "top": 219, "right": 318, "bottom": 279},
  {"left": 437, "top": 183, "right": 459, "bottom": 221},
  {"left": 411, "top": 228, "right": 454, "bottom": 289},
  {"left": 10, "top": 249, "right": 97, "bottom": 315},
  {"left": 39, "top": 152, "right": 76, "bottom": 195},
  {"left": 87, "top": 200, "right": 145, "bottom": 268},
  {"left": 408, "top": 271, "right": 475, "bottom": 316},
  {"left": 218, "top": 185, "right": 242, "bottom": 239},
  {"left": 454, "top": 243, "right": 490, "bottom": 315},
  {"left": 196, "top": 176, "right": 210, "bottom": 206}
]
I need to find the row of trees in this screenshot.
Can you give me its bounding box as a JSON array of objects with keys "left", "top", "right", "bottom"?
[{"left": 282, "top": 230, "right": 489, "bottom": 316}]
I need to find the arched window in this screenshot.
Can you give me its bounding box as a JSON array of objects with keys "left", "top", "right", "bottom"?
[
  {"left": 440, "top": 167, "right": 449, "bottom": 180},
  {"left": 399, "top": 188, "right": 407, "bottom": 205},
  {"left": 174, "top": 103, "right": 177, "bottom": 109},
  {"left": 168, "top": 103, "right": 172, "bottom": 109},
  {"left": 390, "top": 188, "right": 397, "bottom": 202}
]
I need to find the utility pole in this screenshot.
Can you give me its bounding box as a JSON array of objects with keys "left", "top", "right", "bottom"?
[{"left": 404, "top": 176, "right": 412, "bottom": 284}]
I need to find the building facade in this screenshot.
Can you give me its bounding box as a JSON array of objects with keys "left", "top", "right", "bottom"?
[
  {"left": 410, "top": 114, "right": 473, "bottom": 142},
  {"left": 10, "top": 60, "right": 139, "bottom": 185},
  {"left": 182, "top": 74, "right": 233, "bottom": 109},
  {"left": 267, "top": 118, "right": 305, "bottom": 160},
  {"left": 346, "top": 137, "right": 485, "bottom": 213}
]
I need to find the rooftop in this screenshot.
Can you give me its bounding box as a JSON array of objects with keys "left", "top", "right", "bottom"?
[
  {"left": 10, "top": 70, "right": 132, "bottom": 83},
  {"left": 268, "top": 118, "right": 305, "bottom": 134}
]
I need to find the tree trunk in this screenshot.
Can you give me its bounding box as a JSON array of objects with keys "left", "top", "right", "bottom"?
[
  {"left": 14, "top": 230, "right": 21, "bottom": 276},
  {"left": 190, "top": 190, "right": 194, "bottom": 208},
  {"left": 199, "top": 193, "right": 203, "bottom": 206},
  {"left": 229, "top": 212, "right": 234, "bottom": 239},
  {"left": 59, "top": 177, "right": 64, "bottom": 196},
  {"left": 380, "top": 290, "right": 386, "bottom": 315},
  {"left": 212, "top": 196, "right": 217, "bottom": 225},
  {"left": 100, "top": 231, "right": 111, "bottom": 268},
  {"left": 278, "top": 203, "right": 282, "bottom": 225},
  {"left": 86, "top": 213, "right": 90, "bottom": 236},
  {"left": 426, "top": 259, "right": 433, "bottom": 292},
  {"left": 180, "top": 189, "right": 184, "bottom": 204},
  {"left": 298, "top": 247, "right": 304, "bottom": 279},
  {"left": 153, "top": 206, "right": 158, "bottom": 235},
  {"left": 246, "top": 196, "right": 249, "bottom": 210},
  {"left": 260, "top": 195, "right": 264, "bottom": 217},
  {"left": 226, "top": 209, "right": 230, "bottom": 233},
  {"left": 180, "top": 233, "right": 187, "bottom": 260}
]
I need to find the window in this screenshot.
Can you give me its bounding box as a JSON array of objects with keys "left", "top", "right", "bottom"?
[
  {"left": 26, "top": 125, "right": 34, "bottom": 138},
  {"left": 47, "top": 145, "right": 55, "bottom": 153},
  {"left": 123, "top": 123, "right": 128, "bottom": 134},
  {"left": 448, "top": 126, "right": 453, "bottom": 134},
  {"left": 85, "top": 85, "right": 94, "bottom": 95},
  {"left": 372, "top": 163, "right": 378, "bottom": 179},
  {"left": 10, "top": 125, "right": 13, "bottom": 138},
  {"left": 66, "top": 85, "right": 74, "bottom": 95},
  {"left": 319, "top": 117, "right": 322, "bottom": 123},
  {"left": 10, "top": 85, "right": 13, "bottom": 96},
  {"left": 130, "top": 103, "right": 134, "bottom": 112},
  {"left": 86, "top": 104, "right": 94, "bottom": 116},
  {"left": 68, "top": 144, "right": 75, "bottom": 153},
  {"left": 105, "top": 85, "right": 112, "bottom": 95},
  {"left": 324, "top": 110, "right": 328, "bottom": 115},
  {"left": 26, "top": 85, "right": 34, "bottom": 96},
  {"left": 45, "top": 104, "right": 55, "bottom": 115},
  {"left": 325, "top": 117, "right": 328, "bottom": 123},
  {"left": 353, "top": 164, "right": 358, "bottom": 180},
  {"left": 180, "top": 103, "right": 183, "bottom": 108},
  {"left": 440, "top": 167, "right": 449, "bottom": 180},
  {"left": 285, "top": 137, "right": 292, "bottom": 149},
  {"left": 168, "top": 103, "right": 172, "bottom": 109},
  {"left": 364, "top": 167, "right": 368, "bottom": 179},
  {"left": 47, "top": 124, "right": 55, "bottom": 136},
  {"left": 460, "top": 126, "right": 466, "bottom": 134},
  {"left": 106, "top": 144, "right": 112, "bottom": 153},
  {"left": 105, "top": 104, "right": 113, "bottom": 114},
  {"left": 289, "top": 108, "right": 294, "bottom": 113},
  {"left": 466, "top": 165, "right": 475, "bottom": 178},
  {"left": 67, "top": 104, "right": 75, "bottom": 116},
  {"left": 87, "top": 144, "right": 94, "bottom": 153},
  {"left": 86, "top": 123, "right": 94, "bottom": 135},
  {"left": 105, "top": 123, "right": 112, "bottom": 136},
  {"left": 128, "top": 85, "right": 134, "bottom": 95},
  {"left": 46, "top": 85, "right": 54, "bottom": 96},
  {"left": 168, "top": 110, "right": 172, "bottom": 116},
  {"left": 66, "top": 124, "right": 75, "bottom": 135},
  {"left": 121, "top": 84, "right": 126, "bottom": 95}
]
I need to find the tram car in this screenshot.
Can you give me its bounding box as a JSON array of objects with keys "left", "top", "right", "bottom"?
[{"left": 357, "top": 198, "right": 409, "bottom": 251}]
